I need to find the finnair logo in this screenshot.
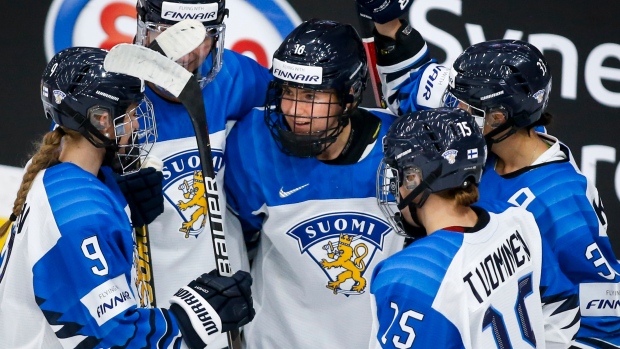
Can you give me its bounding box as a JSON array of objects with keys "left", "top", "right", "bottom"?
[
  {"left": 161, "top": 1, "right": 218, "bottom": 22},
  {"left": 81, "top": 275, "right": 136, "bottom": 326},
  {"left": 272, "top": 58, "right": 322, "bottom": 85}
]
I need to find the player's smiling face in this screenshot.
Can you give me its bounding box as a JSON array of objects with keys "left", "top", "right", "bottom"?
[{"left": 280, "top": 86, "right": 343, "bottom": 135}]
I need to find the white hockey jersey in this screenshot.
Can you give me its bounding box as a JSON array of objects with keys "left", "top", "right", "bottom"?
[
  {"left": 371, "top": 205, "right": 580, "bottom": 349},
  {"left": 136, "top": 49, "right": 271, "bottom": 348},
  {"left": 225, "top": 108, "right": 405, "bottom": 349},
  {"left": 0, "top": 164, "right": 188, "bottom": 348}
]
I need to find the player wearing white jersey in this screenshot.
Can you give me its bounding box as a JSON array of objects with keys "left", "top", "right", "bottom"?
[
  {"left": 0, "top": 47, "right": 254, "bottom": 349},
  {"left": 363, "top": 8, "right": 620, "bottom": 346},
  {"left": 373, "top": 107, "right": 580, "bottom": 349},
  {"left": 224, "top": 20, "right": 406, "bottom": 349},
  {"left": 128, "top": 4, "right": 271, "bottom": 347}
]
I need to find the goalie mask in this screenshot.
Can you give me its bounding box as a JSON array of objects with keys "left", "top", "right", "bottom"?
[
  {"left": 443, "top": 39, "right": 552, "bottom": 146},
  {"left": 41, "top": 47, "right": 157, "bottom": 175},
  {"left": 265, "top": 19, "right": 368, "bottom": 158},
  {"left": 136, "top": 0, "right": 228, "bottom": 90},
  {"left": 377, "top": 108, "right": 486, "bottom": 236}
]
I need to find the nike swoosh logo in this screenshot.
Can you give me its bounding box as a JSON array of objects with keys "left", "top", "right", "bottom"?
[{"left": 279, "top": 184, "right": 309, "bottom": 198}]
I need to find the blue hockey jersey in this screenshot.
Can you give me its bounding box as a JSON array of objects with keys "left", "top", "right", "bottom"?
[
  {"left": 0, "top": 163, "right": 188, "bottom": 348},
  {"left": 371, "top": 205, "right": 580, "bottom": 349},
  {"left": 224, "top": 108, "right": 406, "bottom": 349},
  {"left": 480, "top": 134, "right": 620, "bottom": 347}
]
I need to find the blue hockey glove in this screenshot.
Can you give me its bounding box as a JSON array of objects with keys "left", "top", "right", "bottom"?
[
  {"left": 169, "top": 270, "right": 255, "bottom": 348},
  {"left": 114, "top": 167, "right": 164, "bottom": 227},
  {"left": 357, "top": 0, "right": 414, "bottom": 24}
]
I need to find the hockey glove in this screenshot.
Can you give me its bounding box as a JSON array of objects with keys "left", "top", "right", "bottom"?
[
  {"left": 357, "top": 0, "right": 414, "bottom": 24},
  {"left": 114, "top": 167, "right": 164, "bottom": 227},
  {"left": 169, "top": 270, "right": 255, "bottom": 349},
  {"left": 373, "top": 19, "right": 428, "bottom": 67}
]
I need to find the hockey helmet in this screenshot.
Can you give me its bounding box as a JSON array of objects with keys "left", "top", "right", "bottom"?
[{"left": 265, "top": 19, "right": 368, "bottom": 158}]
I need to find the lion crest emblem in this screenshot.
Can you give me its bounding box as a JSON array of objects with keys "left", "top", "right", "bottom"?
[
  {"left": 177, "top": 170, "right": 207, "bottom": 237},
  {"left": 321, "top": 234, "right": 368, "bottom": 294},
  {"left": 286, "top": 212, "right": 392, "bottom": 296}
]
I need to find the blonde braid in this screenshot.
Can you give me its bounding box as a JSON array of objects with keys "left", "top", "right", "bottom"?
[{"left": 0, "top": 128, "right": 65, "bottom": 237}]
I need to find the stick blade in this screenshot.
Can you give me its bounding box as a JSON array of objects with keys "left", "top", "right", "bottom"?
[
  {"left": 153, "top": 19, "right": 206, "bottom": 61},
  {"left": 104, "top": 44, "right": 192, "bottom": 98}
]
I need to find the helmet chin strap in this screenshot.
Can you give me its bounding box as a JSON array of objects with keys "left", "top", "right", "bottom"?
[
  {"left": 395, "top": 172, "right": 438, "bottom": 229},
  {"left": 483, "top": 117, "right": 517, "bottom": 151}
]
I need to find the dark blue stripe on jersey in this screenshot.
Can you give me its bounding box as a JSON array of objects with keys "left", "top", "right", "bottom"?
[
  {"left": 539, "top": 286, "right": 580, "bottom": 317},
  {"left": 40, "top": 307, "right": 88, "bottom": 340},
  {"left": 575, "top": 337, "right": 620, "bottom": 349},
  {"left": 144, "top": 310, "right": 157, "bottom": 349},
  {"left": 160, "top": 309, "right": 175, "bottom": 349}
]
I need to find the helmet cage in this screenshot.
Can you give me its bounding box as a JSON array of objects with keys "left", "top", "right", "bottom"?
[
  {"left": 113, "top": 99, "right": 157, "bottom": 174},
  {"left": 265, "top": 81, "right": 351, "bottom": 158},
  {"left": 136, "top": 20, "right": 225, "bottom": 90}
]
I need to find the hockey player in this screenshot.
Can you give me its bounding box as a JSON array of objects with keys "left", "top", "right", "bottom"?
[
  {"left": 129, "top": 0, "right": 271, "bottom": 340},
  {"left": 223, "top": 19, "right": 406, "bottom": 349},
  {"left": 358, "top": 2, "right": 620, "bottom": 345},
  {"left": 373, "top": 107, "right": 580, "bottom": 348},
  {"left": 0, "top": 47, "right": 254, "bottom": 349},
  {"left": 0, "top": 47, "right": 253, "bottom": 348}
]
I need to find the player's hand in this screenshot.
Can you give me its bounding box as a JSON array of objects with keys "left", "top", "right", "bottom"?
[
  {"left": 357, "top": 0, "right": 413, "bottom": 24},
  {"left": 169, "top": 270, "right": 255, "bottom": 348},
  {"left": 114, "top": 167, "right": 164, "bottom": 226}
]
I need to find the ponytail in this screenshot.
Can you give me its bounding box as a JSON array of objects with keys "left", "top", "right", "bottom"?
[{"left": 0, "top": 128, "right": 65, "bottom": 238}]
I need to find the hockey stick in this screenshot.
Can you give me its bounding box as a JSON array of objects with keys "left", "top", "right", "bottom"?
[
  {"left": 130, "top": 19, "right": 207, "bottom": 309},
  {"left": 357, "top": 11, "right": 386, "bottom": 109},
  {"left": 104, "top": 43, "right": 241, "bottom": 349}
]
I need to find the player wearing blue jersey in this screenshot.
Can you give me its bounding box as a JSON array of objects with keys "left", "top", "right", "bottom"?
[
  {"left": 129, "top": 2, "right": 272, "bottom": 338},
  {"left": 224, "top": 20, "right": 406, "bottom": 349},
  {"left": 0, "top": 47, "right": 254, "bottom": 349},
  {"left": 362, "top": 3, "right": 620, "bottom": 345},
  {"left": 373, "top": 107, "right": 580, "bottom": 349}
]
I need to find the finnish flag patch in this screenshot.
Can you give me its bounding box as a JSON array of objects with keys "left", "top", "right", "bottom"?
[{"left": 467, "top": 148, "right": 478, "bottom": 159}]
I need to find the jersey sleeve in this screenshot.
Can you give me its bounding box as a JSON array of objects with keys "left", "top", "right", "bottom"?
[
  {"left": 34, "top": 179, "right": 184, "bottom": 348},
  {"left": 538, "top": 235, "right": 581, "bottom": 346},
  {"left": 373, "top": 20, "right": 448, "bottom": 115},
  {"left": 526, "top": 164, "right": 619, "bottom": 280},
  {"left": 371, "top": 258, "right": 465, "bottom": 349},
  {"left": 223, "top": 111, "right": 267, "bottom": 241},
  {"left": 219, "top": 50, "right": 272, "bottom": 121}
]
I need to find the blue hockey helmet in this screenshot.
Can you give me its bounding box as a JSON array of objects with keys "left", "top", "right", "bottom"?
[
  {"left": 445, "top": 40, "right": 552, "bottom": 141},
  {"left": 265, "top": 19, "right": 368, "bottom": 158},
  {"left": 377, "top": 108, "right": 486, "bottom": 231},
  {"left": 41, "top": 47, "right": 156, "bottom": 173}
]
